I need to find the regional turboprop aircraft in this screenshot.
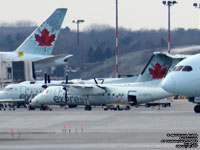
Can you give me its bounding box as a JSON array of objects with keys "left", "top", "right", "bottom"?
[
  {"left": 0, "top": 8, "right": 72, "bottom": 70},
  {"left": 0, "top": 77, "right": 139, "bottom": 110},
  {"left": 161, "top": 53, "right": 200, "bottom": 113},
  {"left": 0, "top": 80, "right": 65, "bottom": 109},
  {"left": 30, "top": 52, "right": 187, "bottom": 110}
]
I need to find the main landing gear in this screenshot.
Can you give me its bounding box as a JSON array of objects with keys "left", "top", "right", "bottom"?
[{"left": 84, "top": 105, "right": 92, "bottom": 111}]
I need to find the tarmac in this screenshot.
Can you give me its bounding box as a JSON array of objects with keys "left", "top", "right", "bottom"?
[{"left": 0, "top": 99, "right": 199, "bottom": 150}]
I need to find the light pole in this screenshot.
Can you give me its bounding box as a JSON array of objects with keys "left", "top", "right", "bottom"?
[
  {"left": 162, "top": 1, "right": 177, "bottom": 53},
  {"left": 116, "top": 0, "right": 119, "bottom": 78},
  {"left": 72, "top": 20, "right": 84, "bottom": 46},
  {"left": 193, "top": 3, "right": 200, "bottom": 28}
]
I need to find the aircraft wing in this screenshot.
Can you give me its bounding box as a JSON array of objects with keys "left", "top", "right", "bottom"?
[
  {"left": 34, "top": 54, "right": 73, "bottom": 69},
  {"left": 66, "top": 84, "right": 106, "bottom": 96},
  {"left": 0, "top": 99, "right": 25, "bottom": 103}
]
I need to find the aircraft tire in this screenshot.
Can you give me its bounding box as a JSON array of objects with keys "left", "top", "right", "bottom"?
[
  {"left": 68, "top": 105, "right": 77, "bottom": 108},
  {"left": 85, "top": 105, "right": 92, "bottom": 111},
  {"left": 194, "top": 105, "right": 200, "bottom": 113},
  {"left": 28, "top": 105, "right": 35, "bottom": 111},
  {"left": 145, "top": 104, "right": 150, "bottom": 107},
  {"left": 125, "top": 106, "right": 130, "bottom": 110},
  {"left": 104, "top": 107, "right": 108, "bottom": 111}
]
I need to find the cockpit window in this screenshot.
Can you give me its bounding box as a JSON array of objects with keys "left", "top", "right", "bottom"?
[
  {"left": 173, "top": 66, "right": 183, "bottom": 71},
  {"left": 5, "top": 87, "right": 13, "bottom": 91},
  {"left": 182, "top": 66, "right": 193, "bottom": 72}
]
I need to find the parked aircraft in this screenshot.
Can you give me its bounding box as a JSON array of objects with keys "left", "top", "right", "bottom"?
[
  {"left": 30, "top": 52, "right": 187, "bottom": 110},
  {"left": 161, "top": 53, "right": 200, "bottom": 113},
  {"left": 0, "top": 79, "right": 65, "bottom": 109},
  {"left": 0, "top": 76, "right": 139, "bottom": 110},
  {"left": 0, "top": 8, "right": 72, "bottom": 70}
]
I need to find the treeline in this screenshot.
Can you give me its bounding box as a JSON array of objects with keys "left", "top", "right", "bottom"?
[{"left": 0, "top": 23, "right": 200, "bottom": 78}]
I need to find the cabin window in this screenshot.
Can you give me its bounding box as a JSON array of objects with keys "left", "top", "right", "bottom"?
[
  {"left": 182, "top": 66, "right": 193, "bottom": 72},
  {"left": 173, "top": 66, "right": 183, "bottom": 71}
]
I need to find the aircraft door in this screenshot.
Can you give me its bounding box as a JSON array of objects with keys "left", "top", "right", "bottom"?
[
  {"left": 20, "top": 86, "right": 27, "bottom": 100},
  {"left": 128, "top": 91, "right": 137, "bottom": 106},
  {"left": 20, "top": 86, "right": 26, "bottom": 94},
  {"left": 54, "top": 88, "right": 59, "bottom": 96}
]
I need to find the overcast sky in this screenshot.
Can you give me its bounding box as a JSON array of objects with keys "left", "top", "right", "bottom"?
[{"left": 0, "top": 0, "right": 199, "bottom": 31}]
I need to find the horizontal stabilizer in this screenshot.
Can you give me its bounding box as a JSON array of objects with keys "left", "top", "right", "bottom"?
[{"left": 34, "top": 54, "right": 73, "bottom": 69}]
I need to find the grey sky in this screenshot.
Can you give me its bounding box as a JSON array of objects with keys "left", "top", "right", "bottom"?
[{"left": 0, "top": 0, "right": 199, "bottom": 31}]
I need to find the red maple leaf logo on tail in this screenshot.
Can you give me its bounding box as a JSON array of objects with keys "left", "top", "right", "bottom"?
[
  {"left": 35, "top": 28, "right": 55, "bottom": 46},
  {"left": 149, "top": 63, "right": 167, "bottom": 79}
]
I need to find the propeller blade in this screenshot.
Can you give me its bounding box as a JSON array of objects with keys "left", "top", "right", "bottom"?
[
  {"left": 94, "top": 77, "right": 98, "bottom": 84},
  {"left": 47, "top": 75, "right": 51, "bottom": 83},
  {"left": 44, "top": 73, "right": 47, "bottom": 84},
  {"left": 66, "top": 75, "right": 68, "bottom": 84}
]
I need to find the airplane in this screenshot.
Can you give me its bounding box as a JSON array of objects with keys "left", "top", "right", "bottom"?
[
  {"left": 0, "top": 8, "right": 72, "bottom": 70},
  {"left": 0, "top": 74, "right": 129, "bottom": 110},
  {"left": 30, "top": 52, "right": 187, "bottom": 111},
  {"left": 161, "top": 53, "right": 200, "bottom": 113},
  {"left": 0, "top": 76, "right": 138, "bottom": 110},
  {"left": 0, "top": 77, "right": 66, "bottom": 110}
]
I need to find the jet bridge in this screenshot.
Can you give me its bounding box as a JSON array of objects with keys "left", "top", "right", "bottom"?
[{"left": 0, "top": 54, "right": 35, "bottom": 88}]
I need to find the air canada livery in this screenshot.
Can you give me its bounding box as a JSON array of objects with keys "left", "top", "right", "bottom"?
[
  {"left": 31, "top": 52, "right": 187, "bottom": 110},
  {"left": 161, "top": 53, "right": 200, "bottom": 113},
  {"left": 0, "top": 8, "right": 72, "bottom": 70}
]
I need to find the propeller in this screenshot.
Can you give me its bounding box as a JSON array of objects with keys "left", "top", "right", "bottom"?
[
  {"left": 44, "top": 73, "right": 47, "bottom": 84},
  {"left": 63, "top": 75, "right": 68, "bottom": 104},
  {"left": 47, "top": 75, "right": 51, "bottom": 83},
  {"left": 94, "top": 77, "right": 107, "bottom": 92},
  {"left": 42, "top": 73, "right": 50, "bottom": 89},
  {"left": 94, "top": 77, "right": 98, "bottom": 84},
  {"left": 94, "top": 78, "right": 104, "bottom": 84}
]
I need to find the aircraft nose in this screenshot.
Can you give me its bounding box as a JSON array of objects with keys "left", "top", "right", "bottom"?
[
  {"left": 161, "top": 74, "right": 175, "bottom": 94},
  {"left": 30, "top": 98, "right": 37, "bottom": 106}
]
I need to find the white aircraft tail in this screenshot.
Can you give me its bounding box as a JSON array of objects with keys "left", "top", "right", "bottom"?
[
  {"left": 15, "top": 8, "right": 67, "bottom": 55},
  {"left": 137, "top": 52, "right": 184, "bottom": 82}
]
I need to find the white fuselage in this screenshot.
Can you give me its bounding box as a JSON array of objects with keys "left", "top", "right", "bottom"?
[
  {"left": 0, "top": 83, "right": 44, "bottom": 101},
  {"left": 161, "top": 54, "right": 200, "bottom": 97},
  {"left": 31, "top": 80, "right": 172, "bottom": 107},
  {"left": 0, "top": 80, "right": 65, "bottom": 101}
]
